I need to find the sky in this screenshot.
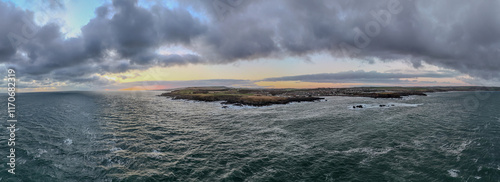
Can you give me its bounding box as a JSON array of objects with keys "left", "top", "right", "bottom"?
[{"left": 1, "top": 0, "right": 499, "bottom": 92}]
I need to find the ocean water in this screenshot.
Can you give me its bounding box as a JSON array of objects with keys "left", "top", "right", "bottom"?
[{"left": 1, "top": 91, "right": 500, "bottom": 181}]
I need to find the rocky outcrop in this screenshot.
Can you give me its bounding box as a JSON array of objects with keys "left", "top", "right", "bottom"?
[
  {"left": 161, "top": 92, "right": 323, "bottom": 107},
  {"left": 160, "top": 86, "right": 500, "bottom": 107}
]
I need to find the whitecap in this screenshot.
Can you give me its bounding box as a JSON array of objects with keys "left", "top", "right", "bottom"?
[
  {"left": 446, "top": 140, "right": 472, "bottom": 155},
  {"left": 447, "top": 169, "right": 459, "bottom": 178},
  {"left": 330, "top": 147, "right": 393, "bottom": 156},
  {"left": 64, "top": 138, "right": 73, "bottom": 145},
  {"left": 401, "top": 96, "right": 416, "bottom": 100},
  {"left": 148, "top": 149, "right": 163, "bottom": 159},
  {"left": 35, "top": 149, "right": 48, "bottom": 157},
  {"left": 110, "top": 147, "right": 122, "bottom": 152},
  {"left": 349, "top": 103, "right": 423, "bottom": 109}
]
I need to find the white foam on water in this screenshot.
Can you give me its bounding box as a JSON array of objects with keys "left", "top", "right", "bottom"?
[
  {"left": 349, "top": 103, "right": 423, "bottom": 109},
  {"left": 393, "top": 103, "right": 424, "bottom": 107},
  {"left": 35, "top": 149, "right": 48, "bottom": 158},
  {"left": 450, "top": 140, "right": 472, "bottom": 155},
  {"left": 329, "top": 147, "right": 393, "bottom": 156},
  {"left": 401, "top": 96, "right": 416, "bottom": 100},
  {"left": 148, "top": 149, "right": 163, "bottom": 159},
  {"left": 64, "top": 138, "right": 73, "bottom": 145},
  {"left": 220, "top": 104, "right": 260, "bottom": 109},
  {"left": 440, "top": 140, "right": 472, "bottom": 161},
  {"left": 110, "top": 147, "right": 123, "bottom": 152},
  {"left": 447, "top": 169, "right": 459, "bottom": 177}
]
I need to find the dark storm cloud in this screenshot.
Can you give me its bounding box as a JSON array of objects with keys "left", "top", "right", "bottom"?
[
  {"left": 1, "top": 0, "right": 499, "bottom": 85},
  {"left": 0, "top": 0, "right": 206, "bottom": 83},
  {"left": 262, "top": 70, "right": 460, "bottom": 83},
  {"left": 185, "top": 0, "right": 500, "bottom": 78},
  {"left": 0, "top": 1, "right": 33, "bottom": 60}
]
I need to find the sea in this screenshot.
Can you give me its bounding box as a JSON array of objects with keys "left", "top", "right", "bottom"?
[{"left": 0, "top": 91, "right": 499, "bottom": 181}]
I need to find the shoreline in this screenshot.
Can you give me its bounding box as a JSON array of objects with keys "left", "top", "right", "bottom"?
[
  {"left": 159, "top": 86, "right": 500, "bottom": 107},
  {"left": 161, "top": 92, "right": 324, "bottom": 107}
]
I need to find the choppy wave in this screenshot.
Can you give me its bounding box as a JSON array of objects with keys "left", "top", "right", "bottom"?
[
  {"left": 0, "top": 91, "right": 499, "bottom": 181},
  {"left": 448, "top": 169, "right": 460, "bottom": 177}
]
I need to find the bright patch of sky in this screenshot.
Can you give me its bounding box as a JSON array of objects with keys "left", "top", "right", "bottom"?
[
  {"left": 3, "top": 0, "right": 105, "bottom": 38},
  {"left": 3, "top": 0, "right": 205, "bottom": 38},
  {"left": 139, "top": 0, "right": 178, "bottom": 9}
]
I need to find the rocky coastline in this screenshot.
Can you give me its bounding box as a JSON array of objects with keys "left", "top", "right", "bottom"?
[
  {"left": 159, "top": 86, "right": 499, "bottom": 107},
  {"left": 161, "top": 91, "right": 323, "bottom": 107}
]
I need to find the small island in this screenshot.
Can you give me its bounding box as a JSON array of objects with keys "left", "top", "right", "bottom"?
[
  {"left": 160, "top": 86, "right": 500, "bottom": 107},
  {"left": 160, "top": 87, "right": 324, "bottom": 106}
]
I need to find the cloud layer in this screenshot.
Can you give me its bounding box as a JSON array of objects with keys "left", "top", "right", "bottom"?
[
  {"left": 262, "top": 70, "right": 460, "bottom": 83},
  {"left": 109, "top": 70, "right": 463, "bottom": 90},
  {"left": 1, "top": 0, "right": 499, "bottom": 88}
]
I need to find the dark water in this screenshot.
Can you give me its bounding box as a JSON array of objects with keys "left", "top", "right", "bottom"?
[{"left": 1, "top": 91, "right": 500, "bottom": 181}]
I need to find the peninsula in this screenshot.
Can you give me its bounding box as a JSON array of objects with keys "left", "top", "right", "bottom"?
[{"left": 160, "top": 86, "right": 500, "bottom": 107}]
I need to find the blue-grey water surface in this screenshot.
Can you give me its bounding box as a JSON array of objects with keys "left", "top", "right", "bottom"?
[{"left": 1, "top": 91, "right": 500, "bottom": 181}]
